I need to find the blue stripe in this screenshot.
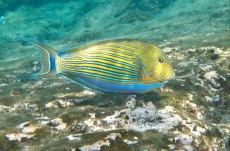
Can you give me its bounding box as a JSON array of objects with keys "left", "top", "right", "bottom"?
[
  {"left": 50, "top": 56, "right": 56, "bottom": 71},
  {"left": 66, "top": 66, "right": 137, "bottom": 78},
  {"left": 76, "top": 74, "right": 167, "bottom": 93},
  {"left": 88, "top": 47, "right": 135, "bottom": 56},
  {"left": 65, "top": 70, "right": 138, "bottom": 82},
  {"left": 83, "top": 52, "right": 136, "bottom": 61},
  {"left": 81, "top": 57, "right": 136, "bottom": 69},
  {"left": 65, "top": 61, "right": 138, "bottom": 74}
]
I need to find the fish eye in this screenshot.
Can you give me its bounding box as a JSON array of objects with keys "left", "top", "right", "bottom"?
[{"left": 158, "top": 58, "right": 163, "bottom": 63}]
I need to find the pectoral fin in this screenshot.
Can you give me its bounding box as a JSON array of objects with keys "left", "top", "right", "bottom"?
[{"left": 136, "top": 59, "right": 158, "bottom": 83}]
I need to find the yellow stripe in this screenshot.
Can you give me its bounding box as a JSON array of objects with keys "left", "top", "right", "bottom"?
[
  {"left": 101, "top": 43, "right": 152, "bottom": 54},
  {"left": 120, "top": 44, "right": 153, "bottom": 54},
  {"left": 79, "top": 50, "right": 137, "bottom": 59},
  {"left": 97, "top": 46, "right": 136, "bottom": 54},
  {"left": 103, "top": 41, "right": 142, "bottom": 48},
  {"left": 66, "top": 68, "right": 136, "bottom": 80},
  {"left": 154, "top": 64, "right": 162, "bottom": 74},
  {"left": 63, "top": 63, "right": 137, "bottom": 75},
  {"left": 155, "top": 64, "right": 168, "bottom": 81},
  {"left": 62, "top": 59, "right": 136, "bottom": 70},
  {"left": 158, "top": 64, "right": 170, "bottom": 81},
  {"left": 56, "top": 56, "right": 61, "bottom": 73},
  {"left": 66, "top": 58, "right": 135, "bottom": 69},
  {"left": 80, "top": 53, "right": 136, "bottom": 65}
]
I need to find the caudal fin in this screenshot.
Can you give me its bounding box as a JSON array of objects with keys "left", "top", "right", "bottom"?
[{"left": 17, "top": 38, "right": 59, "bottom": 79}]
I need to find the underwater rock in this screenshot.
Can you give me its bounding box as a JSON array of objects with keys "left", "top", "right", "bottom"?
[
  {"left": 123, "top": 138, "right": 138, "bottom": 145},
  {"left": 0, "top": 105, "right": 14, "bottom": 113},
  {"left": 45, "top": 99, "right": 78, "bottom": 109},
  {"left": 5, "top": 121, "right": 41, "bottom": 142},
  {"left": 5, "top": 133, "right": 35, "bottom": 142},
  {"left": 205, "top": 96, "right": 214, "bottom": 102},
  {"left": 202, "top": 70, "right": 226, "bottom": 92},
  {"left": 36, "top": 116, "right": 51, "bottom": 125},
  {"left": 125, "top": 103, "right": 158, "bottom": 127},
  {"left": 9, "top": 90, "right": 19, "bottom": 96},
  {"left": 56, "top": 89, "right": 96, "bottom": 99},
  {"left": 175, "top": 134, "right": 193, "bottom": 145},
  {"left": 181, "top": 99, "right": 199, "bottom": 114},
  {"left": 70, "top": 121, "right": 89, "bottom": 133},
  {"left": 67, "top": 134, "right": 82, "bottom": 141},
  {"left": 203, "top": 71, "right": 219, "bottom": 81},
  {"left": 168, "top": 144, "right": 176, "bottom": 150},
  {"left": 44, "top": 90, "right": 97, "bottom": 110},
  {"left": 13, "top": 103, "right": 39, "bottom": 113},
  {"left": 182, "top": 145, "right": 194, "bottom": 151},
  {"left": 78, "top": 133, "right": 121, "bottom": 150},
  {"left": 43, "top": 81, "right": 66, "bottom": 88},
  {"left": 16, "top": 122, "right": 40, "bottom": 133},
  {"left": 79, "top": 140, "right": 110, "bottom": 151},
  {"left": 58, "top": 99, "right": 74, "bottom": 108},
  {"left": 22, "top": 81, "right": 44, "bottom": 89},
  {"left": 45, "top": 101, "right": 59, "bottom": 109},
  {"left": 158, "top": 106, "right": 175, "bottom": 114},
  {"left": 80, "top": 97, "right": 182, "bottom": 132},
  {"left": 199, "top": 64, "right": 213, "bottom": 72},
  {"left": 83, "top": 118, "right": 94, "bottom": 127},
  {"left": 48, "top": 118, "right": 67, "bottom": 131},
  {"left": 124, "top": 95, "right": 137, "bottom": 109},
  {"left": 105, "top": 133, "right": 121, "bottom": 140},
  {"left": 205, "top": 95, "right": 220, "bottom": 103}
]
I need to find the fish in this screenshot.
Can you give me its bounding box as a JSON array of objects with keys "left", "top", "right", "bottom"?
[{"left": 17, "top": 38, "right": 175, "bottom": 93}]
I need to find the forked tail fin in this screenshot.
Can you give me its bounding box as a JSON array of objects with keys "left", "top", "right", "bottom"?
[{"left": 17, "top": 38, "right": 59, "bottom": 79}]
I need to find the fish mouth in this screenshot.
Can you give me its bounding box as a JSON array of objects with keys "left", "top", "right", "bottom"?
[
  {"left": 156, "top": 70, "right": 175, "bottom": 82},
  {"left": 166, "top": 70, "right": 175, "bottom": 81},
  {"left": 172, "top": 72, "right": 175, "bottom": 78},
  {"left": 169, "top": 71, "right": 175, "bottom": 80}
]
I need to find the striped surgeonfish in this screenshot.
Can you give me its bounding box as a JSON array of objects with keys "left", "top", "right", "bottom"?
[{"left": 17, "top": 38, "right": 175, "bottom": 93}]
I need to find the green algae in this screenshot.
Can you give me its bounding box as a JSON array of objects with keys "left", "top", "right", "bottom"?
[
  {"left": 140, "top": 131, "right": 173, "bottom": 150},
  {"left": 33, "top": 139, "right": 75, "bottom": 151},
  {"left": 60, "top": 109, "right": 88, "bottom": 126},
  {"left": 204, "top": 127, "right": 223, "bottom": 139},
  {"left": 76, "top": 130, "right": 172, "bottom": 151},
  {"left": 0, "top": 135, "right": 20, "bottom": 151},
  {"left": 1, "top": 114, "right": 34, "bottom": 131},
  {"left": 33, "top": 126, "right": 51, "bottom": 139}
]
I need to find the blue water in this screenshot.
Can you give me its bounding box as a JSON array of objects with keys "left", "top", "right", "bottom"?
[
  {"left": 0, "top": 0, "right": 229, "bottom": 68},
  {"left": 0, "top": 0, "right": 229, "bottom": 150}
]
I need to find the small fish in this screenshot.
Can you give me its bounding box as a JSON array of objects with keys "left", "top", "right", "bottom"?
[{"left": 17, "top": 38, "right": 174, "bottom": 93}]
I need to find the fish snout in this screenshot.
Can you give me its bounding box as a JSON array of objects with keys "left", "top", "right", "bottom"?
[
  {"left": 169, "top": 70, "right": 175, "bottom": 80},
  {"left": 165, "top": 69, "right": 175, "bottom": 81}
]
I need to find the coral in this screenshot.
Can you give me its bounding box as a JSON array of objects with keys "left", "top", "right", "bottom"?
[
  {"left": 5, "top": 133, "right": 35, "bottom": 142},
  {"left": 5, "top": 122, "right": 41, "bottom": 142},
  {"left": 48, "top": 118, "right": 67, "bottom": 131},
  {"left": 77, "top": 96, "right": 182, "bottom": 132}
]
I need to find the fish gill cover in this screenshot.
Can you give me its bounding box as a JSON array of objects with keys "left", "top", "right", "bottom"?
[{"left": 0, "top": 0, "right": 229, "bottom": 150}]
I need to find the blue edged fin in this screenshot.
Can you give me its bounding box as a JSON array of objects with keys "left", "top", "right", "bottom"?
[{"left": 17, "top": 38, "right": 59, "bottom": 79}]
